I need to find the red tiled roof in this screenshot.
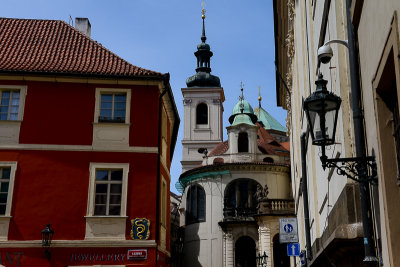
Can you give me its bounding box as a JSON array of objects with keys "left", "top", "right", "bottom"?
[
  {"left": 208, "top": 123, "right": 289, "bottom": 157},
  {"left": 0, "top": 18, "right": 162, "bottom": 77},
  {"left": 209, "top": 140, "right": 229, "bottom": 157},
  {"left": 280, "top": 141, "right": 290, "bottom": 151}
]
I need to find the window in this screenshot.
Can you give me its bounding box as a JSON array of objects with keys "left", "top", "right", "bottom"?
[
  {"left": 238, "top": 132, "right": 249, "bottom": 152},
  {"left": 186, "top": 184, "right": 205, "bottom": 224},
  {"left": 94, "top": 169, "right": 123, "bottom": 216},
  {"left": 92, "top": 88, "right": 131, "bottom": 149},
  {"left": 0, "top": 167, "right": 11, "bottom": 215},
  {"left": 0, "top": 86, "right": 27, "bottom": 122},
  {"left": 93, "top": 88, "right": 131, "bottom": 124},
  {"left": 224, "top": 179, "right": 259, "bottom": 218},
  {"left": 0, "top": 90, "right": 20, "bottom": 121},
  {"left": 263, "top": 157, "right": 274, "bottom": 163},
  {"left": 0, "top": 163, "right": 16, "bottom": 216},
  {"left": 196, "top": 103, "right": 208, "bottom": 125},
  {"left": 99, "top": 93, "right": 127, "bottom": 123},
  {"left": 0, "top": 162, "right": 17, "bottom": 240},
  {"left": 161, "top": 177, "right": 167, "bottom": 226},
  {"left": 87, "top": 163, "right": 129, "bottom": 217},
  {"left": 85, "top": 163, "right": 129, "bottom": 240}
]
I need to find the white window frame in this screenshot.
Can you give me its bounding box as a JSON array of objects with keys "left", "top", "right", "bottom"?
[
  {"left": 94, "top": 88, "right": 131, "bottom": 124},
  {"left": 0, "top": 162, "right": 17, "bottom": 217},
  {"left": 87, "top": 163, "right": 129, "bottom": 217},
  {"left": 0, "top": 162, "right": 17, "bottom": 241},
  {"left": 0, "top": 85, "right": 27, "bottom": 122}
]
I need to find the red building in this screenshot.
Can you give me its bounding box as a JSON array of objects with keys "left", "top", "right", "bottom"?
[{"left": 0, "top": 18, "right": 179, "bottom": 266}]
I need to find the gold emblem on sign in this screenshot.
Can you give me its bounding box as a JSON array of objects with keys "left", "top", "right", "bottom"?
[{"left": 131, "top": 218, "right": 150, "bottom": 240}]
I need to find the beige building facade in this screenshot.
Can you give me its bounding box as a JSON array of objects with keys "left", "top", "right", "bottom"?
[{"left": 274, "top": 0, "right": 400, "bottom": 266}]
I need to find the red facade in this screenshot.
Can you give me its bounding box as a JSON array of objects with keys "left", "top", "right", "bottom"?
[{"left": 0, "top": 18, "right": 179, "bottom": 267}]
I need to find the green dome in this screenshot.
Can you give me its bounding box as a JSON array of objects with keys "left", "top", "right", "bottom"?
[
  {"left": 231, "top": 114, "right": 255, "bottom": 126},
  {"left": 254, "top": 107, "right": 286, "bottom": 132},
  {"left": 232, "top": 100, "right": 254, "bottom": 115},
  {"left": 229, "top": 99, "right": 258, "bottom": 124}
]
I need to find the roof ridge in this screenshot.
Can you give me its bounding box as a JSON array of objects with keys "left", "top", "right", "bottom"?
[
  {"left": 0, "top": 17, "right": 163, "bottom": 77},
  {"left": 60, "top": 20, "right": 162, "bottom": 76}
]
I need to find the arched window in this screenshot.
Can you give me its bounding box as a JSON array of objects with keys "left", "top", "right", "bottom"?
[
  {"left": 238, "top": 132, "right": 249, "bottom": 152},
  {"left": 196, "top": 103, "right": 208, "bottom": 125},
  {"left": 213, "top": 157, "right": 224, "bottom": 164},
  {"left": 224, "top": 179, "right": 259, "bottom": 218},
  {"left": 263, "top": 157, "right": 274, "bottom": 163},
  {"left": 186, "top": 184, "right": 205, "bottom": 224}
]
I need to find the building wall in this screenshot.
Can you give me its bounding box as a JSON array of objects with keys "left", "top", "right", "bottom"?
[
  {"left": 0, "top": 77, "right": 173, "bottom": 266},
  {"left": 181, "top": 87, "right": 224, "bottom": 173},
  {"left": 356, "top": 2, "right": 400, "bottom": 266},
  {"left": 275, "top": 0, "right": 400, "bottom": 266},
  {"left": 181, "top": 166, "right": 290, "bottom": 267}
]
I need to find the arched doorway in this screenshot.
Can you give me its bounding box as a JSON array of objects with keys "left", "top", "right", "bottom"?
[
  {"left": 235, "top": 236, "right": 256, "bottom": 267},
  {"left": 273, "top": 234, "right": 290, "bottom": 266}
]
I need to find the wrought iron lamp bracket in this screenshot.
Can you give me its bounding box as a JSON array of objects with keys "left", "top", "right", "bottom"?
[{"left": 320, "top": 155, "right": 378, "bottom": 185}]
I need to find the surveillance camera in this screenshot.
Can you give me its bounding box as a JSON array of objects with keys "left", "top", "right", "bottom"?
[
  {"left": 317, "top": 45, "right": 333, "bottom": 64},
  {"left": 198, "top": 148, "right": 208, "bottom": 155}
]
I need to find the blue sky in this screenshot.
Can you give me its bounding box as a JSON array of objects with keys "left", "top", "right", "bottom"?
[{"left": 1, "top": 0, "right": 287, "bottom": 194}]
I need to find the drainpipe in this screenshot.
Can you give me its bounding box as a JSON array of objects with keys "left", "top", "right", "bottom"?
[
  {"left": 156, "top": 73, "right": 169, "bottom": 266},
  {"left": 301, "top": 133, "right": 312, "bottom": 261},
  {"left": 345, "top": 0, "right": 377, "bottom": 264}
]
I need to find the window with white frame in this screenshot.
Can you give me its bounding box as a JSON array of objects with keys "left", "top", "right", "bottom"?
[
  {"left": 0, "top": 90, "right": 20, "bottom": 121},
  {"left": 94, "top": 169, "right": 123, "bottom": 215},
  {"left": 94, "top": 88, "right": 131, "bottom": 124},
  {"left": 99, "top": 93, "right": 127, "bottom": 123},
  {"left": 87, "top": 163, "right": 129, "bottom": 217},
  {"left": 0, "top": 86, "right": 27, "bottom": 122},
  {"left": 0, "top": 163, "right": 17, "bottom": 216},
  {"left": 0, "top": 167, "right": 11, "bottom": 215}
]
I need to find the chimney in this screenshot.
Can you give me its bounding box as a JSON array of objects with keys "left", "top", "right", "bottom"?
[{"left": 75, "top": 17, "right": 91, "bottom": 38}]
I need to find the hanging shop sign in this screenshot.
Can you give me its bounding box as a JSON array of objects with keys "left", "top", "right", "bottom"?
[{"left": 131, "top": 218, "right": 150, "bottom": 240}]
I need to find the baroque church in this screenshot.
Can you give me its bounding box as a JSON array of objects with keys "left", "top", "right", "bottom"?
[{"left": 176, "top": 7, "right": 295, "bottom": 267}]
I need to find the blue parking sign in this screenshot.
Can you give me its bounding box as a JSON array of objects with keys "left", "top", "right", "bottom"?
[{"left": 287, "top": 243, "right": 300, "bottom": 257}]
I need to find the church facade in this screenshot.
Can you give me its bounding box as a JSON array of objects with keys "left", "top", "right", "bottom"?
[{"left": 178, "top": 8, "right": 294, "bottom": 267}]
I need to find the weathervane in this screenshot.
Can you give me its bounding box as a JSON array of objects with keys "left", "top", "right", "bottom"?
[
  {"left": 258, "top": 85, "right": 262, "bottom": 108},
  {"left": 202, "top": 1, "right": 206, "bottom": 19},
  {"left": 239, "top": 82, "right": 245, "bottom": 113}
]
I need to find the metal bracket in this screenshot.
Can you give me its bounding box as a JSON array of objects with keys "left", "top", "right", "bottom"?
[{"left": 320, "top": 155, "right": 378, "bottom": 184}]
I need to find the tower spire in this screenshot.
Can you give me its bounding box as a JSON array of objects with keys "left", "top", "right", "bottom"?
[
  {"left": 258, "top": 86, "right": 262, "bottom": 108},
  {"left": 201, "top": 1, "right": 206, "bottom": 43},
  {"left": 185, "top": 1, "right": 221, "bottom": 88},
  {"left": 239, "top": 82, "right": 245, "bottom": 113}
]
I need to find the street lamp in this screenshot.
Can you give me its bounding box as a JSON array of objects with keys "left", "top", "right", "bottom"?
[
  {"left": 41, "top": 223, "right": 54, "bottom": 260},
  {"left": 303, "top": 39, "right": 379, "bottom": 264},
  {"left": 303, "top": 73, "right": 341, "bottom": 148},
  {"left": 256, "top": 251, "right": 268, "bottom": 267},
  {"left": 303, "top": 74, "right": 377, "bottom": 183}
]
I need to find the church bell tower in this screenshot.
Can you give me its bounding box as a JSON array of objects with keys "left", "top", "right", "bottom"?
[{"left": 181, "top": 5, "right": 225, "bottom": 173}]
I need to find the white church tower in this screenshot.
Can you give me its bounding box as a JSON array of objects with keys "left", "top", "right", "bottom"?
[{"left": 181, "top": 7, "right": 225, "bottom": 173}]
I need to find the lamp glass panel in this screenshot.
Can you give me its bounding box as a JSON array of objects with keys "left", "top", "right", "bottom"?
[{"left": 325, "top": 109, "right": 337, "bottom": 143}]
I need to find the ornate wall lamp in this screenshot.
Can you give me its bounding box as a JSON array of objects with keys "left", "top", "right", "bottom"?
[
  {"left": 41, "top": 223, "right": 54, "bottom": 260},
  {"left": 303, "top": 31, "right": 379, "bottom": 264},
  {"left": 256, "top": 251, "right": 268, "bottom": 267},
  {"left": 303, "top": 73, "right": 377, "bottom": 183}
]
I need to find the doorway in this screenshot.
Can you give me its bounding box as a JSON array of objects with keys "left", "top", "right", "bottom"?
[{"left": 235, "top": 236, "right": 256, "bottom": 267}]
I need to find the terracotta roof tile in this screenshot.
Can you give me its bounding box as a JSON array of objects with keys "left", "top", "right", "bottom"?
[
  {"left": 208, "top": 140, "right": 229, "bottom": 157},
  {"left": 208, "top": 124, "right": 289, "bottom": 157},
  {"left": 0, "top": 18, "right": 162, "bottom": 77}
]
